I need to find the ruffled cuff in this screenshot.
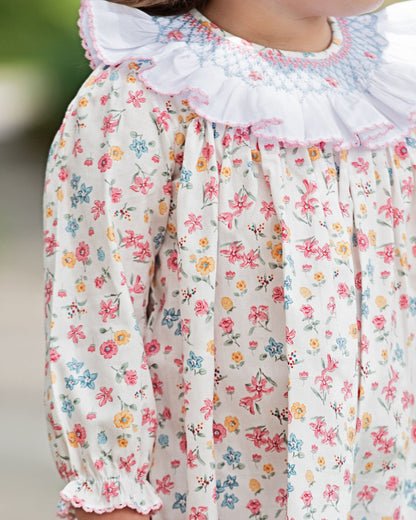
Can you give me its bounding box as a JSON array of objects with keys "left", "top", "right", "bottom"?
[{"left": 57, "top": 478, "right": 163, "bottom": 518}]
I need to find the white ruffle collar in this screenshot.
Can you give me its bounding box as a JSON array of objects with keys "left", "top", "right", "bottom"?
[{"left": 79, "top": 0, "right": 416, "bottom": 150}]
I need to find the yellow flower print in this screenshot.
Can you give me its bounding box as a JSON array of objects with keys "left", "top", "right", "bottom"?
[
  {"left": 67, "top": 431, "right": 79, "bottom": 448},
  {"left": 50, "top": 371, "right": 56, "bottom": 384},
  {"left": 231, "top": 351, "right": 243, "bottom": 363},
  {"left": 169, "top": 150, "right": 175, "bottom": 161},
  {"left": 348, "top": 323, "right": 358, "bottom": 338},
  {"left": 361, "top": 412, "right": 372, "bottom": 429},
  {"left": 224, "top": 416, "right": 240, "bottom": 433},
  {"left": 109, "top": 146, "right": 124, "bottom": 161},
  {"left": 317, "top": 456, "right": 325, "bottom": 467},
  {"left": 57, "top": 188, "right": 64, "bottom": 202},
  {"left": 126, "top": 73, "right": 136, "bottom": 83},
  {"left": 313, "top": 272, "right": 324, "bottom": 282},
  {"left": 206, "top": 340, "right": 215, "bottom": 355},
  {"left": 368, "top": 229, "right": 376, "bottom": 246},
  {"left": 46, "top": 207, "right": 53, "bottom": 218},
  {"left": 236, "top": 280, "right": 246, "bottom": 291},
  {"left": 365, "top": 462, "right": 374, "bottom": 471},
  {"left": 340, "top": 150, "right": 348, "bottom": 162},
  {"left": 175, "top": 132, "right": 185, "bottom": 146},
  {"left": 291, "top": 402, "right": 306, "bottom": 419},
  {"left": 62, "top": 252, "right": 76, "bottom": 268},
  {"left": 263, "top": 463, "right": 274, "bottom": 474},
  {"left": 358, "top": 385, "right": 365, "bottom": 399},
  {"left": 118, "top": 438, "right": 128, "bottom": 448},
  {"left": 360, "top": 203, "right": 367, "bottom": 215},
  {"left": 144, "top": 212, "right": 149, "bottom": 223},
  {"left": 199, "top": 237, "right": 209, "bottom": 248},
  {"left": 393, "top": 155, "right": 401, "bottom": 169},
  {"left": 375, "top": 295, "right": 387, "bottom": 308},
  {"left": 300, "top": 287, "right": 312, "bottom": 299},
  {"left": 195, "top": 256, "right": 215, "bottom": 276},
  {"left": 381, "top": 349, "right": 388, "bottom": 361},
  {"left": 271, "top": 243, "right": 283, "bottom": 262},
  {"left": 309, "top": 338, "right": 319, "bottom": 350},
  {"left": 221, "top": 167, "right": 231, "bottom": 178},
  {"left": 327, "top": 168, "right": 337, "bottom": 178},
  {"left": 128, "top": 61, "right": 140, "bottom": 70},
  {"left": 114, "top": 330, "right": 131, "bottom": 346},
  {"left": 308, "top": 145, "right": 321, "bottom": 161},
  {"left": 347, "top": 427, "right": 356, "bottom": 446},
  {"left": 76, "top": 282, "right": 86, "bottom": 293},
  {"left": 196, "top": 157, "right": 207, "bottom": 172},
  {"left": 213, "top": 392, "right": 220, "bottom": 404},
  {"left": 107, "top": 226, "right": 116, "bottom": 242},
  {"left": 113, "top": 410, "right": 134, "bottom": 429},
  {"left": 400, "top": 253, "right": 408, "bottom": 269},
  {"left": 159, "top": 201, "right": 168, "bottom": 215},
  {"left": 221, "top": 297, "right": 233, "bottom": 310},
  {"left": 113, "top": 253, "right": 121, "bottom": 262},
  {"left": 249, "top": 479, "right": 261, "bottom": 492},
  {"left": 332, "top": 222, "right": 342, "bottom": 232},
  {"left": 335, "top": 240, "right": 351, "bottom": 259},
  {"left": 78, "top": 97, "right": 88, "bottom": 108},
  {"left": 167, "top": 223, "right": 176, "bottom": 235},
  {"left": 305, "top": 470, "right": 314, "bottom": 484},
  {"left": 251, "top": 149, "right": 262, "bottom": 162}
]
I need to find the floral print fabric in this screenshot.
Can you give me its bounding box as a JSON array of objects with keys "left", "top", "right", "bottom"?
[{"left": 43, "top": 59, "right": 416, "bottom": 520}]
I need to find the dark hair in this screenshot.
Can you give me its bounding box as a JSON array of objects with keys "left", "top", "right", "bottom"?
[{"left": 107, "top": 0, "right": 210, "bottom": 16}]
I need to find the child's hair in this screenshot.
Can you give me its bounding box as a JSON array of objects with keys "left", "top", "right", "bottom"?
[{"left": 107, "top": 0, "right": 209, "bottom": 16}]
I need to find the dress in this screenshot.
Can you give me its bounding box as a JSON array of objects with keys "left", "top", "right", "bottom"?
[{"left": 43, "top": 1, "right": 416, "bottom": 519}]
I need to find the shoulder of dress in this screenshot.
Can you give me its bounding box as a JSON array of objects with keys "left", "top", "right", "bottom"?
[{"left": 79, "top": 0, "right": 416, "bottom": 150}]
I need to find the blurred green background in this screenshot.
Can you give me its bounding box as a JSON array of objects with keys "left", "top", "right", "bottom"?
[{"left": 0, "top": 1, "right": 406, "bottom": 519}]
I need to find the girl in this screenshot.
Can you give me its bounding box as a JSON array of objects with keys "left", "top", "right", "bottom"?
[{"left": 42, "top": 0, "right": 416, "bottom": 519}]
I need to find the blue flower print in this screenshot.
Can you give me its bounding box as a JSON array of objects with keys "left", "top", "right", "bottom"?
[
  {"left": 336, "top": 336, "right": 347, "bottom": 352},
  {"left": 71, "top": 194, "right": 80, "bottom": 209},
  {"left": 97, "top": 431, "right": 108, "bottom": 445},
  {"left": 158, "top": 434, "right": 169, "bottom": 447},
  {"left": 180, "top": 168, "right": 192, "bottom": 184},
  {"left": 61, "top": 399, "right": 75, "bottom": 418},
  {"left": 97, "top": 248, "right": 105, "bottom": 261},
  {"left": 162, "top": 307, "right": 180, "bottom": 329},
  {"left": 172, "top": 492, "right": 187, "bottom": 513},
  {"left": 70, "top": 174, "right": 81, "bottom": 190},
  {"left": 265, "top": 337, "right": 283, "bottom": 358},
  {"left": 287, "top": 463, "right": 296, "bottom": 477},
  {"left": 409, "top": 297, "right": 416, "bottom": 317},
  {"left": 284, "top": 275, "right": 292, "bottom": 291},
  {"left": 216, "top": 480, "right": 225, "bottom": 495},
  {"left": 409, "top": 494, "right": 416, "bottom": 510},
  {"left": 221, "top": 493, "right": 239, "bottom": 509},
  {"left": 223, "top": 475, "right": 239, "bottom": 490},
  {"left": 78, "top": 369, "right": 98, "bottom": 389},
  {"left": 65, "top": 218, "right": 79, "bottom": 238},
  {"left": 66, "top": 358, "right": 84, "bottom": 373},
  {"left": 287, "top": 433, "right": 303, "bottom": 454},
  {"left": 65, "top": 375, "right": 78, "bottom": 391},
  {"left": 186, "top": 350, "right": 203, "bottom": 371},
  {"left": 153, "top": 231, "right": 165, "bottom": 250},
  {"left": 223, "top": 446, "right": 242, "bottom": 465},
  {"left": 284, "top": 294, "right": 293, "bottom": 310},
  {"left": 130, "top": 138, "right": 148, "bottom": 159},
  {"left": 77, "top": 183, "right": 93, "bottom": 204}
]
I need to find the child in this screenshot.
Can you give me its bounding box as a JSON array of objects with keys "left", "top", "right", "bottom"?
[{"left": 43, "top": 0, "right": 416, "bottom": 519}]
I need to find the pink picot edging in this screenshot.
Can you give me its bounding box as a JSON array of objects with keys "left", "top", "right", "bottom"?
[{"left": 78, "top": 0, "right": 416, "bottom": 151}]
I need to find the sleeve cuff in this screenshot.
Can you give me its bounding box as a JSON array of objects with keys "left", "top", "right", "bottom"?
[{"left": 57, "top": 477, "right": 163, "bottom": 518}]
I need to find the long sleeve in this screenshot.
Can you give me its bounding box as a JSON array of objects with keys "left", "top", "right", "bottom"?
[{"left": 43, "top": 62, "right": 176, "bottom": 519}]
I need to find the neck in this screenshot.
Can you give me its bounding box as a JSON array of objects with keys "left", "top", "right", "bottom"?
[{"left": 199, "top": 0, "right": 333, "bottom": 53}]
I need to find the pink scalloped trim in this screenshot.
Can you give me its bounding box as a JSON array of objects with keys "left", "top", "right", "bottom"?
[
  {"left": 78, "top": 0, "right": 416, "bottom": 151},
  {"left": 60, "top": 491, "right": 163, "bottom": 517}
]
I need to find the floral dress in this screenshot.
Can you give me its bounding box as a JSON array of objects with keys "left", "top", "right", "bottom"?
[{"left": 43, "top": 1, "right": 416, "bottom": 519}]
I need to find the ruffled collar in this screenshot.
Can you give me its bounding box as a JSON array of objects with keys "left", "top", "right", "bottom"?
[{"left": 79, "top": 0, "right": 416, "bottom": 150}]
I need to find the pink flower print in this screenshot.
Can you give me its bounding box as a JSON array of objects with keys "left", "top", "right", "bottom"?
[
  {"left": 295, "top": 194, "right": 319, "bottom": 216},
  {"left": 99, "top": 340, "right": 118, "bottom": 359},
  {"left": 67, "top": 325, "right": 86, "bottom": 344},
  {"left": 286, "top": 326, "right": 296, "bottom": 345},
  {"left": 101, "top": 114, "right": 119, "bottom": 137},
  {"left": 260, "top": 200, "right": 276, "bottom": 220},
  {"left": 239, "top": 395, "right": 256, "bottom": 415},
  {"left": 49, "top": 348, "right": 60, "bottom": 362},
  {"left": 301, "top": 491, "right": 313, "bottom": 507},
  {"left": 152, "top": 107, "right": 170, "bottom": 131},
  {"left": 73, "top": 424, "right": 87, "bottom": 446},
  {"left": 194, "top": 299, "right": 209, "bottom": 316},
  {"left": 323, "top": 484, "right": 339, "bottom": 503},
  {"left": 141, "top": 407, "right": 156, "bottom": 426},
  {"left": 344, "top": 469, "right": 351, "bottom": 485},
  {"left": 315, "top": 242, "right": 332, "bottom": 260},
  {"left": 144, "top": 339, "right": 161, "bottom": 357},
  {"left": 245, "top": 427, "right": 270, "bottom": 448},
  {"left": 402, "top": 176, "right": 414, "bottom": 198},
  {"left": 327, "top": 296, "right": 336, "bottom": 314},
  {"left": 321, "top": 427, "right": 337, "bottom": 447},
  {"left": 399, "top": 294, "right": 409, "bottom": 309},
  {"left": 394, "top": 142, "right": 409, "bottom": 160},
  {"left": 202, "top": 143, "right": 214, "bottom": 160},
  {"left": 119, "top": 453, "right": 136, "bottom": 473},
  {"left": 91, "top": 200, "right": 105, "bottom": 220},
  {"left": 372, "top": 315, "right": 386, "bottom": 330},
  {"left": 130, "top": 175, "right": 154, "bottom": 194},
  {"left": 402, "top": 391, "right": 415, "bottom": 410},
  {"left": 355, "top": 271, "right": 362, "bottom": 291},
  {"left": 187, "top": 450, "right": 198, "bottom": 469},
  {"left": 108, "top": 188, "right": 122, "bottom": 204},
  {"left": 220, "top": 242, "right": 245, "bottom": 264},
  {"left": 200, "top": 398, "right": 213, "bottom": 420},
  {"left": 296, "top": 237, "right": 319, "bottom": 258},
  {"left": 72, "top": 138, "right": 83, "bottom": 157},
  {"left": 132, "top": 242, "right": 151, "bottom": 262},
  {"left": 124, "top": 370, "right": 138, "bottom": 385},
  {"left": 189, "top": 506, "right": 208, "bottom": 520},
  {"left": 378, "top": 198, "right": 393, "bottom": 219},
  {"left": 75, "top": 241, "right": 90, "bottom": 263},
  {"left": 352, "top": 157, "right": 370, "bottom": 174},
  {"left": 310, "top": 416, "right": 327, "bottom": 438},
  {"left": 233, "top": 128, "right": 250, "bottom": 145},
  {"left": 102, "top": 481, "right": 119, "bottom": 503},
  {"left": 275, "top": 488, "right": 288, "bottom": 507},
  {"left": 392, "top": 207, "right": 404, "bottom": 228},
  {"left": 337, "top": 282, "right": 350, "bottom": 298},
  {"left": 239, "top": 249, "right": 260, "bottom": 269},
  {"left": 99, "top": 299, "right": 118, "bottom": 322},
  {"left": 58, "top": 167, "right": 69, "bottom": 181},
  {"left": 151, "top": 372, "right": 163, "bottom": 396},
  {"left": 272, "top": 286, "right": 284, "bottom": 302},
  {"left": 136, "top": 463, "right": 150, "bottom": 484},
  {"left": 300, "top": 304, "right": 314, "bottom": 318},
  {"left": 314, "top": 371, "right": 333, "bottom": 392},
  {"left": 44, "top": 231, "right": 59, "bottom": 256},
  {"left": 167, "top": 29, "right": 183, "bottom": 40},
  {"left": 100, "top": 95, "right": 109, "bottom": 106},
  {"left": 265, "top": 432, "right": 286, "bottom": 453},
  {"left": 184, "top": 213, "right": 203, "bottom": 234},
  {"left": 386, "top": 476, "right": 399, "bottom": 491},
  {"left": 357, "top": 485, "right": 377, "bottom": 502},
  {"left": 356, "top": 231, "right": 369, "bottom": 252},
  {"left": 96, "top": 386, "right": 113, "bottom": 407},
  {"left": 229, "top": 192, "right": 254, "bottom": 215},
  {"left": 98, "top": 153, "right": 113, "bottom": 173},
  {"left": 219, "top": 317, "right": 234, "bottom": 333},
  {"left": 248, "top": 305, "right": 268, "bottom": 324},
  {"left": 156, "top": 474, "right": 174, "bottom": 494},
  {"left": 129, "top": 274, "right": 145, "bottom": 295},
  {"left": 213, "top": 422, "right": 227, "bottom": 443},
  {"left": 246, "top": 499, "right": 262, "bottom": 515},
  {"left": 204, "top": 176, "right": 218, "bottom": 200},
  {"left": 121, "top": 229, "right": 145, "bottom": 248},
  {"left": 341, "top": 380, "right": 353, "bottom": 400},
  {"left": 218, "top": 211, "right": 235, "bottom": 229},
  {"left": 371, "top": 426, "right": 388, "bottom": 447},
  {"left": 95, "top": 459, "right": 104, "bottom": 470},
  {"left": 127, "top": 89, "right": 146, "bottom": 108},
  {"left": 167, "top": 250, "right": 179, "bottom": 273},
  {"left": 245, "top": 376, "right": 274, "bottom": 400}
]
